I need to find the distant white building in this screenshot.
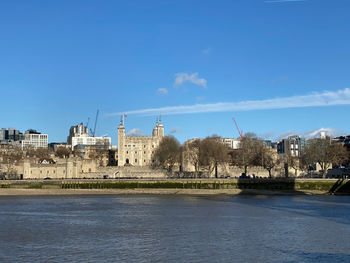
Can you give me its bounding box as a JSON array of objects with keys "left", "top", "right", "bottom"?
[
  {"left": 67, "top": 123, "right": 89, "bottom": 145},
  {"left": 71, "top": 136, "right": 111, "bottom": 149},
  {"left": 68, "top": 123, "right": 111, "bottom": 150},
  {"left": 21, "top": 130, "right": 48, "bottom": 149},
  {"left": 220, "top": 138, "right": 240, "bottom": 149}
]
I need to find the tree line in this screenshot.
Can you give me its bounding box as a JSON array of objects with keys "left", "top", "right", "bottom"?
[
  {"left": 1, "top": 134, "right": 349, "bottom": 178},
  {"left": 152, "top": 134, "right": 350, "bottom": 178}
]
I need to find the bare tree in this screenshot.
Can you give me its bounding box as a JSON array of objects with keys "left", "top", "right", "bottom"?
[
  {"left": 36, "top": 147, "right": 52, "bottom": 159},
  {"left": 72, "top": 149, "right": 83, "bottom": 158},
  {"left": 198, "top": 136, "right": 229, "bottom": 178},
  {"left": 231, "top": 133, "right": 262, "bottom": 176},
  {"left": 24, "top": 146, "right": 51, "bottom": 159},
  {"left": 153, "top": 136, "right": 181, "bottom": 172},
  {"left": 288, "top": 154, "right": 300, "bottom": 177},
  {"left": 55, "top": 146, "right": 72, "bottom": 159},
  {"left": 0, "top": 146, "right": 23, "bottom": 175},
  {"left": 302, "top": 138, "right": 348, "bottom": 178},
  {"left": 260, "top": 148, "right": 279, "bottom": 178},
  {"left": 278, "top": 153, "right": 300, "bottom": 178},
  {"left": 185, "top": 139, "right": 201, "bottom": 178},
  {"left": 88, "top": 147, "right": 109, "bottom": 167}
]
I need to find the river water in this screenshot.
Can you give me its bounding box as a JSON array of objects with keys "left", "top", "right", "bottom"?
[{"left": 0, "top": 194, "right": 349, "bottom": 263}]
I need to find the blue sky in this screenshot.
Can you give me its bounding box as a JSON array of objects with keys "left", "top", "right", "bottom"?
[{"left": 0, "top": 0, "right": 349, "bottom": 145}]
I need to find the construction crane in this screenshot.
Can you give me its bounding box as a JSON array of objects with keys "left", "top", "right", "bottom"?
[
  {"left": 233, "top": 118, "right": 243, "bottom": 139},
  {"left": 90, "top": 110, "right": 99, "bottom": 137}
]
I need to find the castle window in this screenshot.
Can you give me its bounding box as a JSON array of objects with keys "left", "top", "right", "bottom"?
[
  {"left": 135, "top": 151, "right": 137, "bottom": 154},
  {"left": 135, "top": 159, "right": 137, "bottom": 163},
  {"left": 126, "top": 151, "right": 128, "bottom": 154},
  {"left": 144, "top": 151, "right": 146, "bottom": 154}
]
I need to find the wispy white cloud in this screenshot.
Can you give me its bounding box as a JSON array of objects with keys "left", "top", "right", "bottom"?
[
  {"left": 174, "top": 73, "right": 207, "bottom": 89},
  {"left": 109, "top": 88, "right": 350, "bottom": 117},
  {"left": 279, "top": 128, "right": 344, "bottom": 140},
  {"left": 126, "top": 128, "right": 143, "bottom": 136},
  {"left": 265, "top": 0, "right": 306, "bottom": 3},
  {"left": 303, "top": 128, "right": 344, "bottom": 139},
  {"left": 202, "top": 48, "right": 211, "bottom": 55},
  {"left": 157, "top": 88, "right": 168, "bottom": 95}
]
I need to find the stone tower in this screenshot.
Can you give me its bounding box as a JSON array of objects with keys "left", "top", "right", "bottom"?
[
  {"left": 152, "top": 127, "right": 158, "bottom": 137},
  {"left": 117, "top": 116, "right": 125, "bottom": 166},
  {"left": 152, "top": 115, "right": 164, "bottom": 138},
  {"left": 117, "top": 115, "right": 165, "bottom": 167},
  {"left": 157, "top": 117, "right": 164, "bottom": 137}
]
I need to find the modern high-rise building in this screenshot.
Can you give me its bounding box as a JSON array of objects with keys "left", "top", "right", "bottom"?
[
  {"left": 277, "top": 135, "right": 305, "bottom": 157},
  {"left": 21, "top": 129, "right": 48, "bottom": 149},
  {"left": 67, "top": 123, "right": 89, "bottom": 145},
  {"left": 67, "top": 123, "right": 111, "bottom": 150},
  {"left": 0, "top": 128, "right": 24, "bottom": 143},
  {"left": 1, "top": 128, "right": 48, "bottom": 148}
]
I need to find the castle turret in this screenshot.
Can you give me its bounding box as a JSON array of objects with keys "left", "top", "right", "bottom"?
[
  {"left": 117, "top": 116, "right": 125, "bottom": 166},
  {"left": 152, "top": 115, "right": 164, "bottom": 137},
  {"left": 157, "top": 116, "right": 164, "bottom": 137}
]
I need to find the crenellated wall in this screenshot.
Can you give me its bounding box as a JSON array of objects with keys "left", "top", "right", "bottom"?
[{"left": 20, "top": 158, "right": 97, "bottom": 179}]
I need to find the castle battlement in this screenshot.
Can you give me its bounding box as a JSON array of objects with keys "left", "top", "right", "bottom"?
[{"left": 124, "top": 136, "right": 154, "bottom": 140}]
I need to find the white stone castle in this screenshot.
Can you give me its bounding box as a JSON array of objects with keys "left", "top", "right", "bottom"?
[{"left": 117, "top": 116, "right": 164, "bottom": 166}]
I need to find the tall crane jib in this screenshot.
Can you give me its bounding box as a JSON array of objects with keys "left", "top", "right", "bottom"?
[
  {"left": 90, "top": 110, "right": 99, "bottom": 137},
  {"left": 233, "top": 118, "right": 243, "bottom": 139}
]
